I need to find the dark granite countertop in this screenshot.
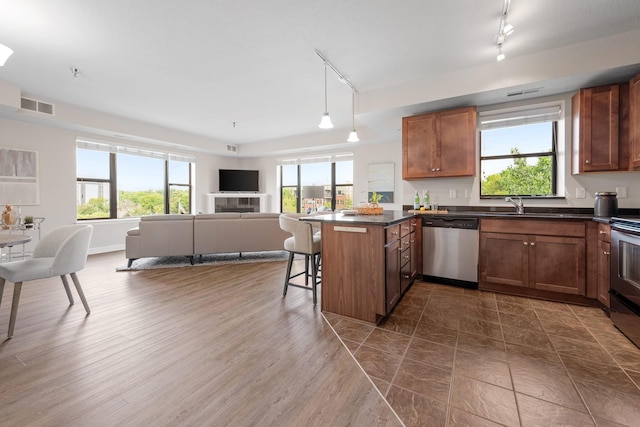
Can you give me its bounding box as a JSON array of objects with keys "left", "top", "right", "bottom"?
[
  {"left": 403, "top": 205, "right": 640, "bottom": 224},
  {"left": 301, "top": 210, "right": 414, "bottom": 226}
]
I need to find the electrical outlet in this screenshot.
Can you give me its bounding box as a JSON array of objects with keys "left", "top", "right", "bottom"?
[
  {"left": 576, "top": 187, "right": 586, "bottom": 199},
  {"left": 464, "top": 189, "right": 470, "bottom": 198},
  {"left": 616, "top": 187, "right": 627, "bottom": 198},
  {"left": 450, "top": 189, "right": 457, "bottom": 199}
]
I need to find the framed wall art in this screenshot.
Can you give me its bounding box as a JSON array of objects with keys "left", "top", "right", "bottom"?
[
  {"left": 367, "top": 162, "right": 394, "bottom": 203},
  {"left": 0, "top": 147, "right": 39, "bottom": 205}
]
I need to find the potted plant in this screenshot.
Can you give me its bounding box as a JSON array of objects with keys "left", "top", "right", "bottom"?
[
  {"left": 24, "top": 215, "right": 34, "bottom": 228},
  {"left": 357, "top": 191, "right": 383, "bottom": 215}
]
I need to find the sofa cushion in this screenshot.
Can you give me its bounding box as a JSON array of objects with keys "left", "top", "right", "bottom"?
[
  {"left": 141, "top": 214, "right": 194, "bottom": 221},
  {"left": 195, "top": 213, "right": 242, "bottom": 220}
]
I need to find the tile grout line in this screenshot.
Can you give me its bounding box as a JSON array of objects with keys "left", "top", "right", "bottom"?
[
  {"left": 320, "top": 312, "right": 407, "bottom": 427},
  {"left": 532, "top": 302, "right": 599, "bottom": 426}
]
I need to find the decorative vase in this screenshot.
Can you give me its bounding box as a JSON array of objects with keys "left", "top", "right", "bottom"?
[{"left": 2, "top": 204, "right": 17, "bottom": 229}]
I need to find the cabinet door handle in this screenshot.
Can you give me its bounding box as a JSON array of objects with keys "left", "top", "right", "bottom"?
[
  {"left": 523, "top": 241, "right": 529, "bottom": 245},
  {"left": 530, "top": 242, "right": 536, "bottom": 246},
  {"left": 392, "top": 231, "right": 398, "bottom": 236},
  {"left": 599, "top": 230, "right": 605, "bottom": 235},
  {"left": 410, "top": 239, "right": 415, "bottom": 243},
  {"left": 586, "top": 159, "right": 591, "bottom": 164},
  {"left": 403, "top": 255, "right": 410, "bottom": 260},
  {"left": 603, "top": 251, "right": 610, "bottom": 255},
  {"left": 403, "top": 274, "right": 410, "bottom": 279}
]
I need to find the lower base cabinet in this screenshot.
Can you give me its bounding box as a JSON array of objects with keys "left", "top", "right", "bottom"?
[
  {"left": 321, "top": 217, "right": 421, "bottom": 324},
  {"left": 479, "top": 218, "right": 587, "bottom": 298},
  {"left": 596, "top": 223, "right": 611, "bottom": 307}
]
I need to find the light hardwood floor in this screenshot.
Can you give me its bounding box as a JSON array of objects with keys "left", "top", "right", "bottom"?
[{"left": 0, "top": 251, "right": 401, "bottom": 426}]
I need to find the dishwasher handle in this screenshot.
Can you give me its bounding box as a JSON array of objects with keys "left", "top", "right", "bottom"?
[{"left": 423, "top": 217, "right": 478, "bottom": 229}]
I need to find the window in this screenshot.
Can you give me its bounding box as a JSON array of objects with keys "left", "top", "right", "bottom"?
[
  {"left": 278, "top": 155, "right": 353, "bottom": 213},
  {"left": 479, "top": 104, "right": 560, "bottom": 198},
  {"left": 76, "top": 140, "right": 194, "bottom": 219}
]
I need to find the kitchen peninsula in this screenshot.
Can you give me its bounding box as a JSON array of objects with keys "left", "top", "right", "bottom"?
[{"left": 304, "top": 211, "right": 421, "bottom": 323}]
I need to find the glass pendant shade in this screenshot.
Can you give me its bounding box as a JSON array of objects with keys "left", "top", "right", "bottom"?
[
  {"left": 347, "top": 130, "right": 359, "bottom": 142},
  {"left": 318, "top": 113, "right": 333, "bottom": 129},
  {"left": 0, "top": 44, "right": 13, "bottom": 66}
]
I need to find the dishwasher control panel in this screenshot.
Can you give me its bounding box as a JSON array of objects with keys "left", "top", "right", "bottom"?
[{"left": 422, "top": 216, "right": 478, "bottom": 230}]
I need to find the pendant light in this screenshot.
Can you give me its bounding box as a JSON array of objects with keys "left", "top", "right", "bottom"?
[
  {"left": 318, "top": 62, "right": 334, "bottom": 129},
  {"left": 0, "top": 43, "right": 13, "bottom": 66},
  {"left": 347, "top": 91, "right": 359, "bottom": 142}
]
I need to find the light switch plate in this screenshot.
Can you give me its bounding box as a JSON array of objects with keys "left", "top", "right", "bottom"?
[
  {"left": 576, "top": 187, "right": 586, "bottom": 199},
  {"left": 450, "top": 189, "right": 457, "bottom": 199},
  {"left": 616, "top": 187, "right": 627, "bottom": 198}
]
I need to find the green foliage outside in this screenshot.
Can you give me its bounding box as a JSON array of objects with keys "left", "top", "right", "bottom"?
[
  {"left": 482, "top": 148, "right": 553, "bottom": 196},
  {"left": 281, "top": 187, "right": 298, "bottom": 213},
  {"left": 77, "top": 189, "right": 190, "bottom": 219}
]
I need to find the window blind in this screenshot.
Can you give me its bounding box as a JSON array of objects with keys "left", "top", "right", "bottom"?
[
  {"left": 76, "top": 139, "right": 196, "bottom": 163},
  {"left": 478, "top": 104, "right": 562, "bottom": 130}
]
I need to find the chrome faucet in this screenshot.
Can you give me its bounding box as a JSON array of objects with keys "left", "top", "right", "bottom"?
[{"left": 505, "top": 196, "right": 525, "bottom": 214}]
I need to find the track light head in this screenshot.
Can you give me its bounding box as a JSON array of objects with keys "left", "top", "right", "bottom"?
[{"left": 319, "top": 113, "right": 334, "bottom": 129}]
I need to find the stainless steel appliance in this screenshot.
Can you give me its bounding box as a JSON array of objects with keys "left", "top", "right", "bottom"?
[
  {"left": 610, "top": 217, "right": 640, "bottom": 348},
  {"left": 422, "top": 216, "right": 479, "bottom": 288}
]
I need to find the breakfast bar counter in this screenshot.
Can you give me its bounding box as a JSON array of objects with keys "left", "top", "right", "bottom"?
[{"left": 303, "top": 211, "right": 421, "bottom": 323}]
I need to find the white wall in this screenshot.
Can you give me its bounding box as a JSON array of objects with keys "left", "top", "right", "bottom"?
[
  {"left": 2, "top": 91, "right": 638, "bottom": 256},
  {"left": 0, "top": 117, "right": 234, "bottom": 255},
  {"left": 399, "top": 92, "right": 640, "bottom": 211}
]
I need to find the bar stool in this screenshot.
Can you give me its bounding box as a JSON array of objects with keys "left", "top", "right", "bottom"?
[{"left": 278, "top": 214, "right": 322, "bottom": 304}]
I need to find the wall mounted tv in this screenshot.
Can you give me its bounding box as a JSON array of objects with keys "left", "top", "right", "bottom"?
[{"left": 218, "top": 169, "right": 260, "bottom": 192}]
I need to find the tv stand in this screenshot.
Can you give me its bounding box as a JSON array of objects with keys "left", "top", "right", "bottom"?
[{"left": 205, "top": 193, "right": 267, "bottom": 213}]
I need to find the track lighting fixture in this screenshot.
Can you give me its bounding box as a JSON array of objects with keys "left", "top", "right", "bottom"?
[
  {"left": 318, "top": 62, "right": 334, "bottom": 129},
  {"left": 494, "top": 0, "right": 514, "bottom": 61},
  {"left": 315, "top": 50, "right": 360, "bottom": 137},
  {"left": 0, "top": 43, "right": 13, "bottom": 66},
  {"left": 347, "top": 91, "right": 359, "bottom": 142}
]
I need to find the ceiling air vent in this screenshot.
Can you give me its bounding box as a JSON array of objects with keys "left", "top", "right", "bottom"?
[
  {"left": 226, "top": 144, "right": 238, "bottom": 153},
  {"left": 20, "top": 97, "right": 55, "bottom": 115},
  {"left": 507, "top": 87, "right": 542, "bottom": 97}
]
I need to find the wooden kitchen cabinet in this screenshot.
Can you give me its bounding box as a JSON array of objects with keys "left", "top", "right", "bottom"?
[
  {"left": 571, "top": 84, "right": 620, "bottom": 173},
  {"left": 321, "top": 215, "right": 421, "bottom": 324},
  {"left": 402, "top": 106, "right": 476, "bottom": 179},
  {"left": 479, "top": 218, "right": 586, "bottom": 298},
  {"left": 385, "top": 239, "right": 401, "bottom": 312},
  {"left": 630, "top": 73, "right": 640, "bottom": 169},
  {"left": 399, "top": 217, "right": 421, "bottom": 293},
  {"left": 596, "top": 223, "right": 611, "bottom": 307}
]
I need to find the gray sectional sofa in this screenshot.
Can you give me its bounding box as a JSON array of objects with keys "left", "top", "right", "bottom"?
[{"left": 125, "top": 212, "right": 291, "bottom": 267}]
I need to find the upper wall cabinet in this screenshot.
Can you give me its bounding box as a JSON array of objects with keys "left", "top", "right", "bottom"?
[
  {"left": 571, "top": 84, "right": 620, "bottom": 173},
  {"left": 402, "top": 106, "right": 476, "bottom": 179},
  {"left": 630, "top": 73, "right": 640, "bottom": 169},
  {"left": 571, "top": 81, "right": 637, "bottom": 174}
]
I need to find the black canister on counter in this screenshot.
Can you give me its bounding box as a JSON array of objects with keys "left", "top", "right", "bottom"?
[{"left": 594, "top": 192, "right": 618, "bottom": 217}]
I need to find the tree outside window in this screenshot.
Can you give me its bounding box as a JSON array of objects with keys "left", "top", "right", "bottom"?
[{"left": 480, "top": 121, "right": 557, "bottom": 197}]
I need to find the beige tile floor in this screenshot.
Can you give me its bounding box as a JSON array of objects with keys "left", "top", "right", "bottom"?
[{"left": 324, "top": 281, "right": 640, "bottom": 427}]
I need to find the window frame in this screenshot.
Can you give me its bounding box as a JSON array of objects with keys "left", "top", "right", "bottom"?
[
  {"left": 278, "top": 155, "right": 353, "bottom": 213},
  {"left": 478, "top": 103, "right": 561, "bottom": 199},
  {"left": 76, "top": 141, "right": 194, "bottom": 220}
]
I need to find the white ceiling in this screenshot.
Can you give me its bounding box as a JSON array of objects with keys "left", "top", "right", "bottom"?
[{"left": 1, "top": 0, "right": 640, "bottom": 156}]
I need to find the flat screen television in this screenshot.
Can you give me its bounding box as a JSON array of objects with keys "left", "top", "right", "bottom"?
[{"left": 218, "top": 169, "right": 259, "bottom": 192}]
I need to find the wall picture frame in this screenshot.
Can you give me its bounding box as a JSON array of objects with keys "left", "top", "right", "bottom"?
[
  {"left": 0, "top": 147, "right": 40, "bottom": 205},
  {"left": 367, "top": 162, "right": 394, "bottom": 203}
]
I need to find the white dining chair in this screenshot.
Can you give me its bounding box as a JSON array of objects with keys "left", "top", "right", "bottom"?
[{"left": 0, "top": 224, "right": 93, "bottom": 338}]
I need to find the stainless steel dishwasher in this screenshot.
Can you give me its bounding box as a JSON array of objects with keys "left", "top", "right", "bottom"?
[{"left": 422, "top": 216, "right": 479, "bottom": 288}]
